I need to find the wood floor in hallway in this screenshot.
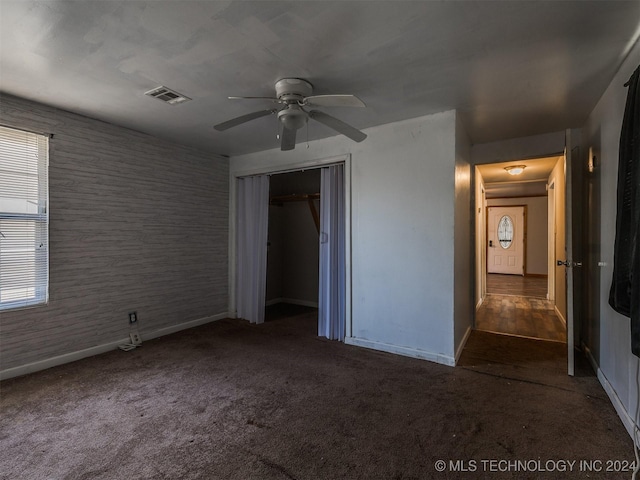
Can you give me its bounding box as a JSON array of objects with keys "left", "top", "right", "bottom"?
[
  {"left": 479, "top": 273, "right": 565, "bottom": 342},
  {"left": 476, "top": 294, "right": 566, "bottom": 342},
  {"left": 486, "top": 273, "right": 547, "bottom": 298}
]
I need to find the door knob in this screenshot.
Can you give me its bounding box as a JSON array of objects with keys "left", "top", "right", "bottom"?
[
  {"left": 573, "top": 261, "right": 582, "bottom": 267},
  {"left": 557, "top": 260, "right": 570, "bottom": 267}
]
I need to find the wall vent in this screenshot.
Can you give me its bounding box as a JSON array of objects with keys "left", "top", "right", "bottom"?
[{"left": 144, "top": 86, "right": 191, "bottom": 105}]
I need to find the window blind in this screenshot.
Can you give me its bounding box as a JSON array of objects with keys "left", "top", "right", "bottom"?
[{"left": 0, "top": 125, "right": 49, "bottom": 310}]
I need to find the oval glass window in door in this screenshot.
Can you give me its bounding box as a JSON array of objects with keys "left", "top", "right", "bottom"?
[{"left": 498, "top": 215, "right": 514, "bottom": 249}]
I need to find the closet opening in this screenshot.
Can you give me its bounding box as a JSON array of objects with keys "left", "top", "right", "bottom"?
[
  {"left": 265, "top": 170, "right": 321, "bottom": 330},
  {"left": 232, "top": 154, "right": 350, "bottom": 341}
]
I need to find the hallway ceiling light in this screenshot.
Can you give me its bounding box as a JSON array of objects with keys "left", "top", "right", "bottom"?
[{"left": 505, "top": 165, "right": 526, "bottom": 176}]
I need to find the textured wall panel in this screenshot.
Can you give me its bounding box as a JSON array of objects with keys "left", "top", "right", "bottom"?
[{"left": 0, "top": 95, "right": 229, "bottom": 371}]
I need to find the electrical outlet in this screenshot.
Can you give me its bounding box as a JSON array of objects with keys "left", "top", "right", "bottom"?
[
  {"left": 128, "top": 311, "right": 137, "bottom": 324},
  {"left": 130, "top": 332, "right": 142, "bottom": 345}
]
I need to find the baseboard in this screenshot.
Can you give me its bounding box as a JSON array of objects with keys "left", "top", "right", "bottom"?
[
  {"left": 0, "top": 312, "right": 228, "bottom": 381},
  {"left": 455, "top": 326, "right": 472, "bottom": 365},
  {"left": 277, "top": 298, "right": 319, "bottom": 308},
  {"left": 582, "top": 342, "right": 599, "bottom": 374},
  {"left": 476, "top": 296, "right": 485, "bottom": 311},
  {"left": 554, "top": 305, "right": 567, "bottom": 326},
  {"left": 584, "top": 345, "right": 640, "bottom": 448},
  {"left": 265, "top": 297, "right": 283, "bottom": 307},
  {"left": 344, "top": 337, "right": 455, "bottom": 367},
  {"left": 141, "top": 312, "right": 228, "bottom": 342},
  {"left": 0, "top": 339, "right": 130, "bottom": 382}
]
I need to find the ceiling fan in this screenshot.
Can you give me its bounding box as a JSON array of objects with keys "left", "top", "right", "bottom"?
[{"left": 213, "top": 78, "right": 367, "bottom": 151}]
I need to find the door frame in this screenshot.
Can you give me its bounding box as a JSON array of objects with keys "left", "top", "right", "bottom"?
[
  {"left": 229, "top": 154, "right": 352, "bottom": 338},
  {"left": 473, "top": 155, "right": 565, "bottom": 343},
  {"left": 547, "top": 180, "right": 556, "bottom": 302},
  {"left": 475, "top": 175, "right": 487, "bottom": 309}
]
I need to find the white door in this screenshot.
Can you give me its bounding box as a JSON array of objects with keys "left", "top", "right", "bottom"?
[
  {"left": 487, "top": 206, "right": 525, "bottom": 275},
  {"left": 318, "top": 164, "right": 346, "bottom": 341}
]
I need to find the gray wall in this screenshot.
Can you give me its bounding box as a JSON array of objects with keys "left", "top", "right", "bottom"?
[
  {"left": 281, "top": 201, "right": 319, "bottom": 305},
  {"left": 231, "top": 111, "right": 460, "bottom": 365},
  {"left": 454, "top": 113, "right": 472, "bottom": 358},
  {"left": 582, "top": 39, "right": 640, "bottom": 443},
  {"left": 0, "top": 95, "right": 229, "bottom": 375},
  {"left": 266, "top": 205, "right": 284, "bottom": 303}
]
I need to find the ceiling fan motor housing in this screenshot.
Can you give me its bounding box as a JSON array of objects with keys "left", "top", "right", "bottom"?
[
  {"left": 276, "top": 79, "right": 313, "bottom": 130},
  {"left": 275, "top": 78, "right": 313, "bottom": 102}
]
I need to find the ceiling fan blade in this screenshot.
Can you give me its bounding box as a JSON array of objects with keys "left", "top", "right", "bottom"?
[
  {"left": 213, "top": 109, "right": 275, "bottom": 131},
  {"left": 281, "top": 126, "right": 296, "bottom": 151},
  {"left": 308, "top": 110, "right": 367, "bottom": 143},
  {"left": 229, "top": 96, "right": 281, "bottom": 103},
  {"left": 303, "top": 95, "right": 366, "bottom": 108}
]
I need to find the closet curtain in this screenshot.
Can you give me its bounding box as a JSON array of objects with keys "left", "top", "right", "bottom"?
[
  {"left": 318, "top": 164, "right": 346, "bottom": 341},
  {"left": 609, "top": 64, "right": 640, "bottom": 358},
  {"left": 236, "top": 175, "right": 270, "bottom": 324}
]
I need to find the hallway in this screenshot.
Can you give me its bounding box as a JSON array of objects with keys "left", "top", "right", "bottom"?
[
  {"left": 476, "top": 274, "right": 566, "bottom": 342},
  {"left": 485, "top": 273, "right": 547, "bottom": 298}
]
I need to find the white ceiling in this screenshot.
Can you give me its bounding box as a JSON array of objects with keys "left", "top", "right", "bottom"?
[{"left": 1, "top": 1, "right": 639, "bottom": 157}]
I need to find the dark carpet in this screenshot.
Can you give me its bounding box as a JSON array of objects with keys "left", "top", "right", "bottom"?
[{"left": 0, "top": 306, "right": 635, "bottom": 479}]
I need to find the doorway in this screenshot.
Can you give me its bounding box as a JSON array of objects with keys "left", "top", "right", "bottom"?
[
  {"left": 474, "top": 155, "right": 566, "bottom": 343},
  {"left": 266, "top": 170, "right": 321, "bottom": 329},
  {"left": 487, "top": 205, "right": 526, "bottom": 276},
  {"left": 230, "top": 154, "right": 352, "bottom": 341}
]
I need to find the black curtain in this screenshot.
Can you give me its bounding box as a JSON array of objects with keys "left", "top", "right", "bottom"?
[{"left": 609, "top": 64, "right": 640, "bottom": 358}]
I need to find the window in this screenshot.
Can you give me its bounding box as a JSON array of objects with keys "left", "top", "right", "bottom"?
[
  {"left": 0, "top": 125, "right": 49, "bottom": 310},
  {"left": 497, "top": 215, "right": 513, "bottom": 249}
]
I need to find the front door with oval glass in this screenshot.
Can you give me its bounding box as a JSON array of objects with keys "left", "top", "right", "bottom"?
[{"left": 487, "top": 206, "right": 525, "bottom": 275}]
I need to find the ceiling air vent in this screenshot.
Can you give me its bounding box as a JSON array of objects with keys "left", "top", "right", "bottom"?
[{"left": 144, "top": 86, "right": 191, "bottom": 105}]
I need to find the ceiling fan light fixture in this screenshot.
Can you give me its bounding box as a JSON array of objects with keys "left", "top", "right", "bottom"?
[
  {"left": 505, "top": 165, "right": 526, "bottom": 176},
  {"left": 278, "top": 105, "right": 307, "bottom": 131}
]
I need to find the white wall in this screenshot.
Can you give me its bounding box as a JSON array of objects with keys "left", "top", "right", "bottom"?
[
  {"left": 582, "top": 40, "right": 640, "bottom": 444},
  {"left": 230, "top": 111, "right": 460, "bottom": 365},
  {"left": 487, "top": 196, "right": 548, "bottom": 276}
]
